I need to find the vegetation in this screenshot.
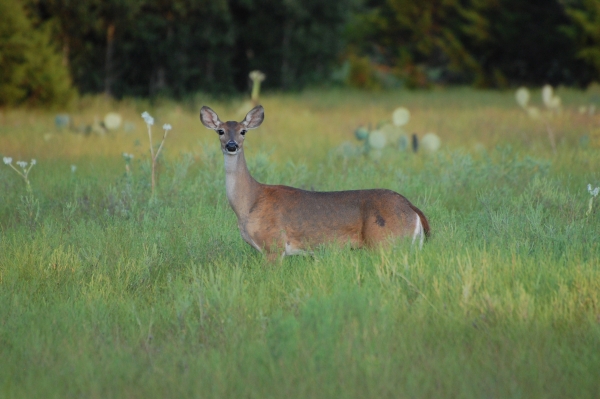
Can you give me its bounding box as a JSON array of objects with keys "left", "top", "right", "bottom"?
[
  {"left": 347, "top": 0, "right": 597, "bottom": 88},
  {"left": 1, "top": 89, "right": 599, "bottom": 398},
  {"left": 565, "top": 0, "right": 600, "bottom": 77},
  {"left": 26, "top": 0, "right": 360, "bottom": 97},
  {"left": 0, "top": 0, "right": 592, "bottom": 101},
  {"left": 0, "top": 0, "right": 74, "bottom": 107}
]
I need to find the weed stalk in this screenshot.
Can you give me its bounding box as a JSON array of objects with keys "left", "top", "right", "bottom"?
[{"left": 141, "top": 112, "right": 172, "bottom": 200}]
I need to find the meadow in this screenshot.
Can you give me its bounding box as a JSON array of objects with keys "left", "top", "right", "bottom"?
[{"left": 1, "top": 88, "right": 599, "bottom": 398}]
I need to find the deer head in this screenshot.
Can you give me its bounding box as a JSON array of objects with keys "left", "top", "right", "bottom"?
[{"left": 200, "top": 105, "right": 264, "bottom": 155}]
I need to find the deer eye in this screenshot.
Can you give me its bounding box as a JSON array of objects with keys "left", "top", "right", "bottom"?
[
  {"left": 217, "top": 129, "right": 225, "bottom": 135},
  {"left": 240, "top": 129, "right": 247, "bottom": 136}
]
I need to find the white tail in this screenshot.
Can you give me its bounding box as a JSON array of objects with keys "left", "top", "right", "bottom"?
[{"left": 200, "top": 105, "right": 430, "bottom": 261}]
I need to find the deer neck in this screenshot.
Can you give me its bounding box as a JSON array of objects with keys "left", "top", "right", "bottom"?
[{"left": 223, "top": 149, "right": 259, "bottom": 219}]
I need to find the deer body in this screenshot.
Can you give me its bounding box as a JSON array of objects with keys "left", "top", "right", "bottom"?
[{"left": 201, "top": 106, "right": 429, "bottom": 261}]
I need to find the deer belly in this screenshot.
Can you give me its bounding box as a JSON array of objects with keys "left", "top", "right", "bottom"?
[
  {"left": 243, "top": 205, "right": 364, "bottom": 252},
  {"left": 282, "top": 217, "right": 364, "bottom": 249}
]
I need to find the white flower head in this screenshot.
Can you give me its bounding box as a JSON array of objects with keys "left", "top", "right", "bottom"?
[
  {"left": 588, "top": 184, "right": 600, "bottom": 197},
  {"left": 542, "top": 85, "right": 554, "bottom": 107},
  {"left": 71, "top": 164, "right": 77, "bottom": 173},
  {"left": 122, "top": 152, "right": 134, "bottom": 161},
  {"left": 163, "top": 123, "right": 172, "bottom": 131},
  {"left": 549, "top": 96, "right": 561, "bottom": 109},
  {"left": 31, "top": 159, "right": 36, "bottom": 165},
  {"left": 249, "top": 70, "right": 266, "bottom": 82},
  {"left": 515, "top": 87, "right": 530, "bottom": 108},
  {"left": 542, "top": 85, "right": 561, "bottom": 110},
  {"left": 392, "top": 107, "right": 411, "bottom": 127},
  {"left": 141, "top": 111, "right": 154, "bottom": 126},
  {"left": 17, "top": 161, "right": 28, "bottom": 169},
  {"left": 3, "top": 157, "right": 12, "bottom": 165},
  {"left": 526, "top": 106, "right": 540, "bottom": 119},
  {"left": 367, "top": 130, "right": 387, "bottom": 150}
]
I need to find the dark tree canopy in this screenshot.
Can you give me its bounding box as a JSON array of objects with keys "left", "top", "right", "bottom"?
[
  {"left": 347, "top": 0, "right": 597, "bottom": 88},
  {"left": 2, "top": 0, "right": 600, "bottom": 103},
  {"left": 25, "top": 0, "right": 360, "bottom": 98}
]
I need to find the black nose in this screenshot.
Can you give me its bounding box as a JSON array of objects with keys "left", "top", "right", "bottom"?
[{"left": 225, "top": 141, "right": 238, "bottom": 152}]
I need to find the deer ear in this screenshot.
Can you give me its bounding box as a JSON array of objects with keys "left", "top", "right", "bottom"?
[
  {"left": 200, "top": 106, "right": 222, "bottom": 130},
  {"left": 242, "top": 105, "right": 264, "bottom": 129}
]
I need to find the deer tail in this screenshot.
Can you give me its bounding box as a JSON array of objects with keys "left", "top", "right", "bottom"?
[{"left": 410, "top": 204, "right": 430, "bottom": 240}]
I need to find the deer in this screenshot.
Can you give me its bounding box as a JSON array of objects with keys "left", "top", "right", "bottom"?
[{"left": 200, "top": 105, "right": 430, "bottom": 262}]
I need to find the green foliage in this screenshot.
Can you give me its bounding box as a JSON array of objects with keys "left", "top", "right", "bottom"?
[
  {"left": 564, "top": 0, "right": 600, "bottom": 78},
  {"left": 348, "top": 0, "right": 595, "bottom": 87},
  {"left": 0, "top": 0, "right": 29, "bottom": 104},
  {"left": 0, "top": 0, "right": 74, "bottom": 107},
  {"left": 460, "top": 0, "right": 589, "bottom": 87},
  {"left": 232, "top": 0, "right": 362, "bottom": 90},
  {"left": 29, "top": 0, "right": 360, "bottom": 98},
  {"left": 345, "top": 53, "right": 384, "bottom": 89},
  {"left": 14, "top": 0, "right": 600, "bottom": 98},
  {"left": 116, "top": 0, "right": 235, "bottom": 96},
  {"left": 362, "top": 0, "right": 472, "bottom": 87}
]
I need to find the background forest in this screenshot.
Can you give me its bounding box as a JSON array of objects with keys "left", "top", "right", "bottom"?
[{"left": 2, "top": 0, "right": 600, "bottom": 107}]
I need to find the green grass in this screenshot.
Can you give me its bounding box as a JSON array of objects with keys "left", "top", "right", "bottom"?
[{"left": 1, "top": 88, "right": 600, "bottom": 398}]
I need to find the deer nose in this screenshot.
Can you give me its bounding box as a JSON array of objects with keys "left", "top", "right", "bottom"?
[{"left": 225, "top": 141, "right": 238, "bottom": 152}]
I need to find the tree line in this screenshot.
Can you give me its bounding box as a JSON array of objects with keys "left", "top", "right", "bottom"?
[{"left": 1, "top": 0, "right": 599, "bottom": 106}]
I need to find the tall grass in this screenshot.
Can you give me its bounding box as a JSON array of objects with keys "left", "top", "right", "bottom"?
[{"left": 1, "top": 88, "right": 599, "bottom": 398}]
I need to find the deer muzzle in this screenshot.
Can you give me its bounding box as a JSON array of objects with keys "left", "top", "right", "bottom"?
[{"left": 225, "top": 141, "right": 239, "bottom": 153}]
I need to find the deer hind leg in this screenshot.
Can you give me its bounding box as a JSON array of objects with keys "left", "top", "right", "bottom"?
[
  {"left": 360, "top": 208, "right": 403, "bottom": 249},
  {"left": 361, "top": 209, "right": 424, "bottom": 249}
]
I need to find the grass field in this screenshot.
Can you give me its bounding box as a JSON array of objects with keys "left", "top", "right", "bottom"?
[{"left": 1, "top": 88, "right": 599, "bottom": 398}]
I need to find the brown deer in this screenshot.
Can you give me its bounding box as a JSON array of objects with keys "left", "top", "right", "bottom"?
[{"left": 200, "top": 105, "right": 429, "bottom": 261}]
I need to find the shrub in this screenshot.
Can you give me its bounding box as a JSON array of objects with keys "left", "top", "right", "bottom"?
[{"left": 0, "top": 0, "right": 75, "bottom": 107}]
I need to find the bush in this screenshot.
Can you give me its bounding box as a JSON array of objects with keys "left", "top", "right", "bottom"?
[{"left": 0, "top": 0, "right": 75, "bottom": 107}]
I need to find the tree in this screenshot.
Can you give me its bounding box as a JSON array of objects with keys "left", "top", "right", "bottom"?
[
  {"left": 563, "top": 0, "right": 600, "bottom": 81},
  {"left": 347, "top": 0, "right": 595, "bottom": 87},
  {"left": 231, "top": 0, "right": 361, "bottom": 90},
  {"left": 346, "top": 0, "right": 470, "bottom": 87},
  {"left": 0, "top": 0, "right": 74, "bottom": 107},
  {"left": 26, "top": 0, "right": 360, "bottom": 96},
  {"left": 457, "top": 0, "right": 588, "bottom": 86},
  {"left": 113, "top": 0, "right": 236, "bottom": 97},
  {"left": 34, "top": 0, "right": 143, "bottom": 97}
]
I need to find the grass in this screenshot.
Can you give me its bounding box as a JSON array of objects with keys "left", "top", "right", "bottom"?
[{"left": 1, "top": 87, "right": 600, "bottom": 398}]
